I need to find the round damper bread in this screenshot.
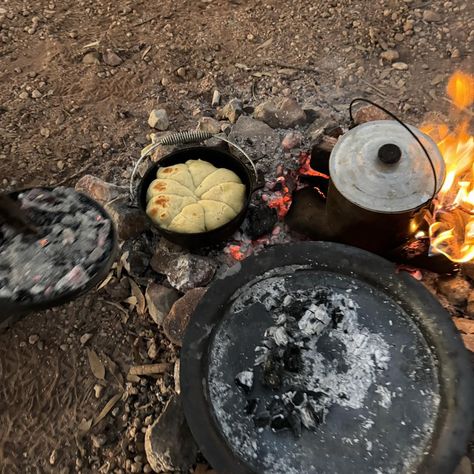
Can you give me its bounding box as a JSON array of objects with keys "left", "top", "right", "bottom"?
[
  {"left": 157, "top": 163, "right": 195, "bottom": 190},
  {"left": 186, "top": 159, "right": 217, "bottom": 188},
  {"left": 201, "top": 182, "right": 246, "bottom": 213},
  {"left": 146, "top": 178, "right": 195, "bottom": 202},
  {"left": 168, "top": 203, "right": 206, "bottom": 233},
  {"left": 195, "top": 168, "right": 242, "bottom": 197},
  {"left": 200, "top": 200, "right": 238, "bottom": 231},
  {"left": 146, "top": 194, "right": 197, "bottom": 227}
]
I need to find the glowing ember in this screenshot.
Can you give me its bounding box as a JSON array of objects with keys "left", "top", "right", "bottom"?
[
  {"left": 228, "top": 244, "right": 246, "bottom": 261},
  {"left": 298, "top": 151, "right": 330, "bottom": 179},
  {"left": 422, "top": 70, "right": 474, "bottom": 263},
  {"left": 267, "top": 176, "right": 293, "bottom": 218}
]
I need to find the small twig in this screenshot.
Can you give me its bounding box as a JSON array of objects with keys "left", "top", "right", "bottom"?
[
  {"left": 54, "top": 162, "right": 93, "bottom": 186},
  {"left": 133, "top": 15, "right": 159, "bottom": 27},
  {"left": 128, "top": 363, "right": 172, "bottom": 376}
]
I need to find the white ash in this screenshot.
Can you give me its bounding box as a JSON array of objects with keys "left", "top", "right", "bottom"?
[
  {"left": 0, "top": 187, "right": 113, "bottom": 301},
  {"left": 235, "top": 286, "right": 391, "bottom": 436}
]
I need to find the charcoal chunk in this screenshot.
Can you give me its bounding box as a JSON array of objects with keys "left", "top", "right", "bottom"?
[
  {"left": 246, "top": 203, "right": 277, "bottom": 240},
  {"left": 262, "top": 356, "right": 283, "bottom": 389},
  {"left": 270, "top": 414, "right": 290, "bottom": 432},
  {"left": 235, "top": 370, "right": 254, "bottom": 394},
  {"left": 292, "top": 391, "right": 305, "bottom": 407},
  {"left": 283, "top": 344, "right": 301, "bottom": 372},
  {"left": 245, "top": 398, "right": 259, "bottom": 415},
  {"left": 287, "top": 411, "right": 302, "bottom": 438},
  {"left": 254, "top": 410, "right": 270, "bottom": 428}
]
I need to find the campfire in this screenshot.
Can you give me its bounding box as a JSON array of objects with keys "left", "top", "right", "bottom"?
[{"left": 422, "top": 71, "right": 474, "bottom": 263}]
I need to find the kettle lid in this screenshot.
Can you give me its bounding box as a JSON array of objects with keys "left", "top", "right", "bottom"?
[{"left": 329, "top": 120, "right": 446, "bottom": 213}]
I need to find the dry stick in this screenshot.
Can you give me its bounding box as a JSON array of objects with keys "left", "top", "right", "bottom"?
[
  {"left": 133, "top": 15, "right": 160, "bottom": 27},
  {"left": 128, "top": 363, "right": 172, "bottom": 376}
]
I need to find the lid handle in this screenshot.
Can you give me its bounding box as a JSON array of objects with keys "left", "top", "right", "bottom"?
[{"left": 378, "top": 143, "right": 401, "bottom": 165}]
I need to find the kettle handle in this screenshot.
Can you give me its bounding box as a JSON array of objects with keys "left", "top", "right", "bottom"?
[{"left": 348, "top": 98, "right": 438, "bottom": 200}]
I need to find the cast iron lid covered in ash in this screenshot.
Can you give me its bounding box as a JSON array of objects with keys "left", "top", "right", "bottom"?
[
  {"left": 181, "top": 242, "right": 473, "bottom": 474},
  {"left": 329, "top": 120, "right": 446, "bottom": 213}
]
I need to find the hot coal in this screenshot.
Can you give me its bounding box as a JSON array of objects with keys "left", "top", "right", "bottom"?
[
  {"left": 234, "top": 287, "right": 390, "bottom": 438},
  {"left": 0, "top": 187, "right": 113, "bottom": 303}
]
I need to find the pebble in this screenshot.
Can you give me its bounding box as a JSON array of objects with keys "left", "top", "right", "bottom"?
[
  {"left": 19, "top": 91, "right": 29, "bottom": 100},
  {"left": 40, "top": 127, "right": 50, "bottom": 137},
  {"left": 59, "top": 344, "right": 68, "bottom": 351},
  {"left": 57, "top": 160, "right": 64, "bottom": 170},
  {"left": 28, "top": 334, "right": 39, "bottom": 345},
  {"left": 37, "top": 341, "right": 44, "bottom": 350},
  {"left": 80, "top": 333, "right": 93, "bottom": 345},
  {"left": 31, "top": 89, "right": 42, "bottom": 99},
  {"left": 380, "top": 49, "right": 399, "bottom": 62},
  {"left": 392, "top": 62, "right": 408, "bottom": 70},
  {"left": 147, "top": 340, "right": 158, "bottom": 360},
  {"left": 394, "top": 33, "right": 405, "bottom": 42},
  {"left": 82, "top": 51, "right": 101, "bottom": 65},
  {"left": 403, "top": 19, "right": 414, "bottom": 32},
  {"left": 451, "top": 48, "right": 461, "bottom": 59},
  {"left": 91, "top": 434, "right": 106, "bottom": 449},
  {"left": 94, "top": 384, "right": 103, "bottom": 399},
  {"left": 211, "top": 89, "right": 221, "bottom": 106},
  {"left": 103, "top": 50, "right": 123, "bottom": 67},
  {"left": 281, "top": 131, "right": 303, "bottom": 150},
  {"left": 49, "top": 449, "right": 58, "bottom": 466},
  {"left": 423, "top": 10, "right": 441, "bottom": 22},
  {"left": 197, "top": 116, "right": 221, "bottom": 134},
  {"left": 220, "top": 98, "right": 243, "bottom": 124},
  {"left": 148, "top": 109, "right": 169, "bottom": 130},
  {"left": 176, "top": 67, "right": 187, "bottom": 79}
]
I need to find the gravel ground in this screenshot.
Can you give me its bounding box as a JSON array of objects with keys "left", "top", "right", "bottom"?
[{"left": 0, "top": 0, "right": 473, "bottom": 472}]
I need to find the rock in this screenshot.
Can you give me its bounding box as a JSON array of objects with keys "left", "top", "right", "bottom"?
[
  {"left": 19, "top": 91, "right": 29, "bottom": 100},
  {"left": 254, "top": 97, "right": 307, "bottom": 129},
  {"left": 176, "top": 67, "right": 187, "bottom": 79},
  {"left": 94, "top": 384, "right": 103, "bottom": 399},
  {"left": 353, "top": 105, "right": 389, "bottom": 124},
  {"left": 462, "top": 334, "right": 474, "bottom": 353},
  {"left": 380, "top": 49, "right": 399, "bottom": 62},
  {"left": 228, "top": 116, "right": 278, "bottom": 143},
  {"left": 437, "top": 277, "right": 471, "bottom": 306},
  {"left": 453, "top": 317, "right": 474, "bottom": 335},
  {"left": 75, "top": 175, "right": 127, "bottom": 205},
  {"left": 454, "top": 456, "right": 473, "bottom": 474},
  {"left": 31, "top": 89, "right": 42, "bottom": 99},
  {"left": 103, "top": 276, "right": 130, "bottom": 301},
  {"left": 451, "top": 48, "right": 461, "bottom": 59},
  {"left": 104, "top": 198, "right": 149, "bottom": 241},
  {"left": 83, "top": 51, "right": 101, "bottom": 65},
  {"left": 91, "top": 434, "right": 106, "bottom": 449},
  {"left": 28, "top": 334, "right": 39, "bottom": 345},
  {"left": 197, "top": 116, "right": 221, "bottom": 135},
  {"left": 403, "top": 19, "right": 414, "bottom": 32},
  {"left": 423, "top": 10, "right": 441, "bottom": 22},
  {"left": 246, "top": 204, "right": 278, "bottom": 239},
  {"left": 211, "top": 89, "right": 221, "bottom": 107},
  {"left": 145, "top": 396, "right": 198, "bottom": 472},
  {"left": 145, "top": 283, "right": 180, "bottom": 326},
  {"left": 80, "top": 333, "right": 93, "bottom": 345},
  {"left": 151, "top": 248, "right": 216, "bottom": 292},
  {"left": 163, "top": 288, "right": 207, "bottom": 346},
  {"left": 392, "top": 62, "right": 408, "bottom": 71},
  {"left": 49, "top": 449, "right": 58, "bottom": 466},
  {"left": 220, "top": 98, "right": 243, "bottom": 123},
  {"left": 281, "top": 131, "right": 303, "bottom": 151},
  {"left": 148, "top": 109, "right": 169, "bottom": 130},
  {"left": 103, "top": 50, "right": 123, "bottom": 66},
  {"left": 466, "top": 292, "right": 474, "bottom": 319}
]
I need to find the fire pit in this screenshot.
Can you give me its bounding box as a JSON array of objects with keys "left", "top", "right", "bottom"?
[
  {"left": 181, "top": 242, "right": 473, "bottom": 474},
  {"left": 0, "top": 187, "right": 118, "bottom": 326}
]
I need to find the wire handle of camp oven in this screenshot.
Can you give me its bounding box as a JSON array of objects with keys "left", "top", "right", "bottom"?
[
  {"left": 348, "top": 98, "right": 438, "bottom": 201},
  {"left": 129, "top": 131, "right": 258, "bottom": 202}
]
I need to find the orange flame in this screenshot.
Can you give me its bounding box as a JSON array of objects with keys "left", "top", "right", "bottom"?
[{"left": 422, "top": 71, "right": 474, "bottom": 262}]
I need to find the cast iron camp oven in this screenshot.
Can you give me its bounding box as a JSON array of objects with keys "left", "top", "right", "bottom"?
[
  {"left": 137, "top": 146, "right": 257, "bottom": 248},
  {"left": 181, "top": 242, "right": 473, "bottom": 474},
  {"left": 0, "top": 188, "right": 118, "bottom": 328}
]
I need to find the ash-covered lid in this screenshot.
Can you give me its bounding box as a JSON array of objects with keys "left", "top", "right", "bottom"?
[{"left": 329, "top": 120, "right": 445, "bottom": 213}]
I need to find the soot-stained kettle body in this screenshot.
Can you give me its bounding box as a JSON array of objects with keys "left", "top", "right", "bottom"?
[{"left": 325, "top": 120, "right": 446, "bottom": 254}]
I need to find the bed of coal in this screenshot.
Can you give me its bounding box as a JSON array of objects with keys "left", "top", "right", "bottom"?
[
  {"left": 0, "top": 187, "right": 113, "bottom": 303},
  {"left": 233, "top": 287, "right": 390, "bottom": 438}
]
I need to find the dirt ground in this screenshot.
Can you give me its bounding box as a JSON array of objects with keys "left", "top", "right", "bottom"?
[{"left": 0, "top": 0, "right": 473, "bottom": 472}]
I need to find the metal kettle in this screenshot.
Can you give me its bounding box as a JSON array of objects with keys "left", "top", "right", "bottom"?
[{"left": 325, "top": 120, "right": 446, "bottom": 254}]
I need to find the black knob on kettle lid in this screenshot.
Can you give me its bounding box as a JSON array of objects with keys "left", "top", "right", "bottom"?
[{"left": 378, "top": 143, "right": 401, "bottom": 164}]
